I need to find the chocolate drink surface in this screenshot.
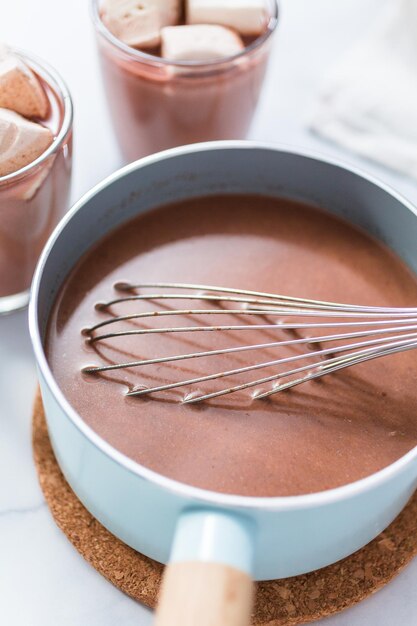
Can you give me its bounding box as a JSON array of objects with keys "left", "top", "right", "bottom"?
[{"left": 47, "top": 195, "right": 417, "bottom": 497}]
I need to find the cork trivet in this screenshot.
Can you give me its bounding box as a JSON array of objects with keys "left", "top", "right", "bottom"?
[{"left": 32, "top": 390, "right": 417, "bottom": 625}]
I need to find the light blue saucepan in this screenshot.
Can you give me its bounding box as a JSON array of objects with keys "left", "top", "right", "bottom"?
[{"left": 29, "top": 143, "right": 417, "bottom": 625}]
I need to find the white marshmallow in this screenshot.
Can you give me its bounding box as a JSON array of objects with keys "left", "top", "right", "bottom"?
[
  {"left": 101, "top": 0, "right": 181, "bottom": 48},
  {"left": 161, "top": 24, "right": 244, "bottom": 61},
  {"left": 0, "top": 45, "right": 49, "bottom": 119},
  {"left": 0, "top": 108, "right": 53, "bottom": 177},
  {"left": 186, "top": 0, "right": 268, "bottom": 36}
]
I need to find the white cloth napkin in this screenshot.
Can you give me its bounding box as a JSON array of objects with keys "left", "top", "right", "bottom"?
[{"left": 310, "top": 0, "right": 417, "bottom": 179}]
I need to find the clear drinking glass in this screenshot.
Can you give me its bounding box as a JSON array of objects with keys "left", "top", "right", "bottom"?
[
  {"left": 90, "top": 0, "right": 278, "bottom": 161},
  {"left": 0, "top": 50, "right": 73, "bottom": 315}
]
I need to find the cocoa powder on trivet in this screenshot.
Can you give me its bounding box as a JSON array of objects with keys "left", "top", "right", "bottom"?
[{"left": 32, "top": 390, "right": 417, "bottom": 625}]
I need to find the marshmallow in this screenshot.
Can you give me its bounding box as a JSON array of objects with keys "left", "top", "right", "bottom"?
[
  {"left": 186, "top": 0, "right": 269, "bottom": 36},
  {"left": 0, "top": 45, "right": 49, "bottom": 119},
  {"left": 161, "top": 24, "right": 244, "bottom": 61},
  {"left": 101, "top": 0, "right": 181, "bottom": 48},
  {"left": 0, "top": 108, "right": 53, "bottom": 177}
]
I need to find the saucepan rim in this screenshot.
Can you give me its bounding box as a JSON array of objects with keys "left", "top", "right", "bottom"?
[{"left": 29, "top": 141, "right": 417, "bottom": 512}]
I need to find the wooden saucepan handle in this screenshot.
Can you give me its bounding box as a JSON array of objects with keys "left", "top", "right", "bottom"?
[
  {"left": 155, "top": 561, "right": 254, "bottom": 626},
  {"left": 154, "top": 510, "right": 255, "bottom": 626}
]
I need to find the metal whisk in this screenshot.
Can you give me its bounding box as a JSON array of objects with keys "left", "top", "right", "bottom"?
[{"left": 83, "top": 282, "right": 417, "bottom": 403}]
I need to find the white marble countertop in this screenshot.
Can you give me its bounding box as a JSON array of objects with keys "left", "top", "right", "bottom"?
[{"left": 1, "top": 0, "right": 417, "bottom": 624}]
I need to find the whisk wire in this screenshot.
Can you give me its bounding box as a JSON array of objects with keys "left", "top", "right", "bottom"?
[{"left": 83, "top": 282, "right": 417, "bottom": 403}]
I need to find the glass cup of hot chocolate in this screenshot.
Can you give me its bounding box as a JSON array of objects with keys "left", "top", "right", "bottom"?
[
  {"left": 90, "top": 0, "right": 278, "bottom": 161},
  {"left": 0, "top": 46, "right": 73, "bottom": 314}
]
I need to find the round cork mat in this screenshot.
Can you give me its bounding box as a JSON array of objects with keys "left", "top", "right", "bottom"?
[{"left": 32, "top": 390, "right": 417, "bottom": 625}]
